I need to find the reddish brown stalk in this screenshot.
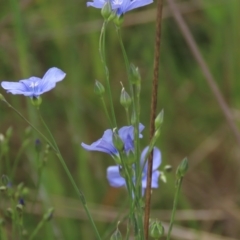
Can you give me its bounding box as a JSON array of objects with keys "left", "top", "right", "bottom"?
[
  {"left": 167, "top": 0, "right": 240, "bottom": 147},
  {"left": 144, "top": 0, "right": 164, "bottom": 239}
]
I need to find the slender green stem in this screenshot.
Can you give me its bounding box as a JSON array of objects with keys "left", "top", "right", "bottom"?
[
  {"left": 1, "top": 99, "right": 57, "bottom": 152},
  {"left": 38, "top": 110, "right": 101, "bottom": 240},
  {"left": 11, "top": 139, "right": 30, "bottom": 181},
  {"left": 166, "top": 178, "right": 183, "bottom": 240},
  {"left": 99, "top": 21, "right": 117, "bottom": 128},
  {"left": 125, "top": 108, "right": 130, "bottom": 125},
  {"left": 100, "top": 97, "right": 112, "bottom": 126},
  {"left": 29, "top": 217, "right": 45, "bottom": 240}
]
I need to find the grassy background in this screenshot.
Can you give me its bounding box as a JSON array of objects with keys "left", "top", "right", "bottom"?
[{"left": 0, "top": 0, "right": 240, "bottom": 239}]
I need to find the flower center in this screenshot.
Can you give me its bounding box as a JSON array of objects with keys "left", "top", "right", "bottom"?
[
  {"left": 112, "top": 0, "right": 123, "bottom": 6},
  {"left": 29, "top": 82, "right": 39, "bottom": 90}
]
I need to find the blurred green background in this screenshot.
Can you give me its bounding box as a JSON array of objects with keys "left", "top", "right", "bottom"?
[{"left": 0, "top": 0, "right": 240, "bottom": 239}]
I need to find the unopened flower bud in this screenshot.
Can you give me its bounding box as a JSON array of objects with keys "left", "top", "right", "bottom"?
[
  {"left": 155, "top": 109, "right": 164, "bottom": 129},
  {"left": 113, "top": 129, "right": 124, "bottom": 152},
  {"left": 154, "top": 128, "right": 161, "bottom": 139},
  {"left": 101, "top": 1, "right": 112, "bottom": 20},
  {"left": 110, "top": 226, "right": 122, "bottom": 240},
  {"left": 94, "top": 80, "right": 105, "bottom": 96},
  {"left": 176, "top": 157, "right": 188, "bottom": 178},
  {"left": 129, "top": 64, "right": 141, "bottom": 84},
  {"left": 120, "top": 88, "right": 131, "bottom": 108},
  {"left": 113, "top": 14, "right": 124, "bottom": 27},
  {"left": 149, "top": 220, "right": 164, "bottom": 239},
  {"left": 31, "top": 96, "right": 42, "bottom": 107}
]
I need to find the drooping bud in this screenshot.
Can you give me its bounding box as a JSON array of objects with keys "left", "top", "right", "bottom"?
[
  {"left": 112, "top": 129, "right": 124, "bottom": 152},
  {"left": 31, "top": 96, "right": 42, "bottom": 107},
  {"left": 155, "top": 109, "right": 164, "bottom": 129},
  {"left": 129, "top": 64, "right": 141, "bottom": 84},
  {"left": 176, "top": 157, "right": 188, "bottom": 178},
  {"left": 120, "top": 87, "right": 131, "bottom": 108},
  {"left": 149, "top": 220, "right": 164, "bottom": 239},
  {"left": 94, "top": 80, "right": 105, "bottom": 96},
  {"left": 101, "top": 1, "right": 112, "bottom": 20}
]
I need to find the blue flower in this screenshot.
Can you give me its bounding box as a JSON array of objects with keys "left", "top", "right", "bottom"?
[
  {"left": 81, "top": 124, "right": 144, "bottom": 158},
  {"left": 87, "top": 0, "right": 153, "bottom": 15},
  {"left": 1, "top": 67, "right": 66, "bottom": 98},
  {"left": 107, "top": 147, "right": 161, "bottom": 195}
]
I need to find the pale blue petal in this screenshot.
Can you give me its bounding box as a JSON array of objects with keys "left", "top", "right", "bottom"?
[
  {"left": 40, "top": 67, "right": 66, "bottom": 93},
  {"left": 126, "top": 0, "right": 153, "bottom": 12},
  {"left": 141, "top": 147, "right": 161, "bottom": 172},
  {"left": 1, "top": 81, "right": 28, "bottom": 93},
  {"left": 142, "top": 170, "right": 160, "bottom": 189},
  {"left": 87, "top": 0, "right": 105, "bottom": 8},
  {"left": 107, "top": 166, "right": 125, "bottom": 187}
]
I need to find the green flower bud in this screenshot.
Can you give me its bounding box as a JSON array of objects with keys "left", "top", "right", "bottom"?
[
  {"left": 112, "top": 129, "right": 124, "bottom": 152},
  {"left": 120, "top": 88, "right": 131, "bottom": 108},
  {"left": 110, "top": 227, "right": 122, "bottom": 240},
  {"left": 94, "top": 80, "right": 105, "bottom": 96},
  {"left": 155, "top": 109, "right": 164, "bottom": 129},
  {"left": 154, "top": 128, "right": 161, "bottom": 139},
  {"left": 101, "top": 1, "right": 112, "bottom": 20},
  {"left": 176, "top": 157, "right": 188, "bottom": 178},
  {"left": 31, "top": 96, "right": 42, "bottom": 107},
  {"left": 113, "top": 14, "right": 124, "bottom": 27},
  {"left": 149, "top": 220, "right": 164, "bottom": 239},
  {"left": 129, "top": 63, "right": 141, "bottom": 84}
]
